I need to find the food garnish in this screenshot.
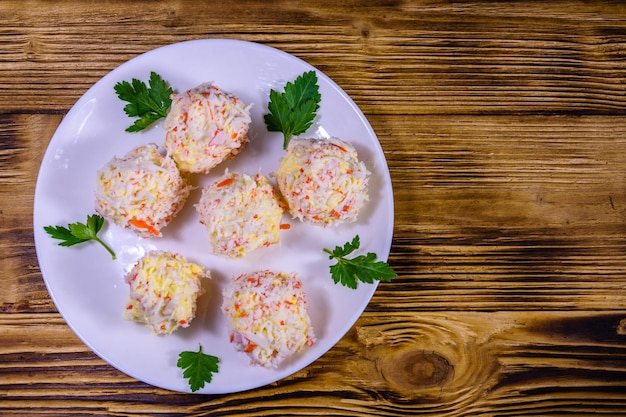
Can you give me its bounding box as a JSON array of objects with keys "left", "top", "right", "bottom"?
[
  {"left": 114, "top": 71, "right": 173, "bottom": 132},
  {"left": 43, "top": 214, "right": 116, "bottom": 260},
  {"left": 264, "top": 70, "right": 321, "bottom": 149},
  {"left": 177, "top": 344, "right": 220, "bottom": 392},
  {"left": 323, "top": 235, "right": 396, "bottom": 289}
]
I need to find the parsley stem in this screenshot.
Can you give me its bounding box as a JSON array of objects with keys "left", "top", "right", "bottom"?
[{"left": 95, "top": 237, "right": 116, "bottom": 260}]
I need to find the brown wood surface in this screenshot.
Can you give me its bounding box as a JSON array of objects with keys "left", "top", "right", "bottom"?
[{"left": 2, "top": 1, "right": 626, "bottom": 415}]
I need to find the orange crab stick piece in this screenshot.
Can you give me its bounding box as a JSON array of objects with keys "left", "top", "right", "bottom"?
[
  {"left": 216, "top": 177, "right": 235, "bottom": 187},
  {"left": 129, "top": 218, "right": 160, "bottom": 236}
]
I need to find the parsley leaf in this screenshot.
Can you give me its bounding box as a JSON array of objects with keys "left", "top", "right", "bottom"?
[
  {"left": 177, "top": 344, "right": 220, "bottom": 392},
  {"left": 44, "top": 214, "right": 116, "bottom": 260},
  {"left": 264, "top": 70, "right": 321, "bottom": 149},
  {"left": 323, "top": 235, "right": 396, "bottom": 289},
  {"left": 114, "top": 71, "right": 173, "bottom": 132}
]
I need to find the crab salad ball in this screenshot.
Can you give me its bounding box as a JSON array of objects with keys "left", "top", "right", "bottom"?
[
  {"left": 276, "top": 136, "right": 370, "bottom": 226},
  {"left": 195, "top": 171, "right": 285, "bottom": 258},
  {"left": 222, "top": 270, "right": 316, "bottom": 367},
  {"left": 95, "top": 143, "right": 192, "bottom": 238},
  {"left": 163, "top": 82, "right": 252, "bottom": 174},
  {"left": 124, "top": 250, "right": 209, "bottom": 335}
]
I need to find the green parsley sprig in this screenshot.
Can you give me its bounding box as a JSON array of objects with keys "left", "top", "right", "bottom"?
[
  {"left": 114, "top": 71, "right": 173, "bottom": 132},
  {"left": 177, "top": 344, "right": 220, "bottom": 393},
  {"left": 44, "top": 214, "right": 116, "bottom": 260},
  {"left": 264, "top": 70, "right": 321, "bottom": 149},
  {"left": 323, "top": 235, "right": 396, "bottom": 289}
]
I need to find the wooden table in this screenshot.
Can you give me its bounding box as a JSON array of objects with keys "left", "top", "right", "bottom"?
[{"left": 2, "top": 1, "right": 626, "bottom": 415}]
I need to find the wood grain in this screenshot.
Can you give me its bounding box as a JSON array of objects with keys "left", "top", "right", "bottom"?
[
  {"left": 1, "top": 115, "right": 59, "bottom": 314},
  {"left": 2, "top": 0, "right": 626, "bottom": 415},
  {"left": 1, "top": 1, "right": 626, "bottom": 115},
  {"left": 2, "top": 312, "right": 626, "bottom": 416},
  {"left": 4, "top": 115, "right": 625, "bottom": 313}
]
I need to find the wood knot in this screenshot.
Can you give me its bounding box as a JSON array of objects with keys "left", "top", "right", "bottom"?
[
  {"left": 25, "top": 38, "right": 40, "bottom": 61},
  {"left": 351, "top": 19, "right": 371, "bottom": 39},
  {"left": 380, "top": 349, "right": 453, "bottom": 392}
]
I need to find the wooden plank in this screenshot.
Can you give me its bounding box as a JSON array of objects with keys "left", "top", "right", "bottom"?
[
  {"left": 375, "top": 114, "right": 626, "bottom": 310},
  {"left": 3, "top": 114, "right": 625, "bottom": 313},
  {"left": 0, "top": 114, "right": 59, "bottom": 313},
  {"left": 0, "top": 1, "right": 625, "bottom": 114},
  {"left": 1, "top": 311, "right": 626, "bottom": 416}
]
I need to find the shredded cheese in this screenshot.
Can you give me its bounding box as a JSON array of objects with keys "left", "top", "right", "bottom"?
[
  {"left": 95, "top": 143, "right": 192, "bottom": 238},
  {"left": 195, "top": 171, "right": 285, "bottom": 258},
  {"left": 222, "top": 270, "right": 315, "bottom": 367},
  {"left": 124, "top": 250, "right": 208, "bottom": 335},
  {"left": 276, "top": 137, "right": 370, "bottom": 226},
  {"left": 163, "top": 82, "right": 252, "bottom": 174}
]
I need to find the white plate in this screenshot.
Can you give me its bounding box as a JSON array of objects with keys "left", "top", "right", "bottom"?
[{"left": 33, "top": 39, "right": 394, "bottom": 394}]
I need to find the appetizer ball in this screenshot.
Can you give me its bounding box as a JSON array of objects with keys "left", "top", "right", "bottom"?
[
  {"left": 123, "top": 250, "right": 209, "bottom": 335},
  {"left": 163, "top": 82, "right": 252, "bottom": 174},
  {"left": 195, "top": 171, "right": 285, "bottom": 258},
  {"left": 222, "top": 270, "right": 316, "bottom": 367},
  {"left": 95, "top": 143, "right": 192, "bottom": 238},
  {"left": 276, "top": 137, "right": 370, "bottom": 226}
]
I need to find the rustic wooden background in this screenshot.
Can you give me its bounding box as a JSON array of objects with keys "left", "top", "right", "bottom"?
[{"left": 2, "top": 0, "right": 626, "bottom": 415}]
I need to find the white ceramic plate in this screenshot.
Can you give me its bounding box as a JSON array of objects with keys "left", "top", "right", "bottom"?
[{"left": 33, "top": 39, "right": 394, "bottom": 394}]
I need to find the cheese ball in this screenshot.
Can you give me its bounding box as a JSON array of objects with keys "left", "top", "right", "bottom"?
[
  {"left": 95, "top": 143, "right": 192, "bottom": 238},
  {"left": 163, "top": 82, "right": 251, "bottom": 174},
  {"left": 222, "top": 270, "right": 316, "bottom": 367},
  {"left": 276, "top": 137, "right": 370, "bottom": 226},
  {"left": 123, "top": 250, "right": 208, "bottom": 335},
  {"left": 195, "top": 171, "right": 285, "bottom": 258}
]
